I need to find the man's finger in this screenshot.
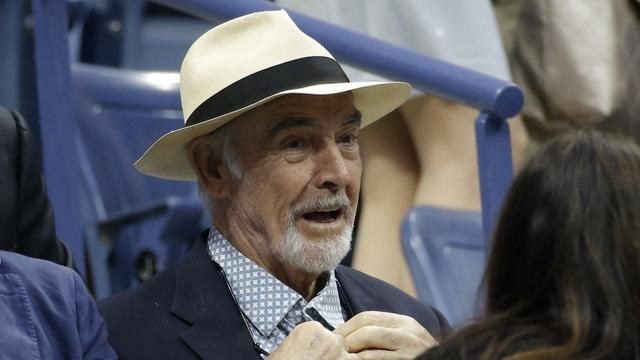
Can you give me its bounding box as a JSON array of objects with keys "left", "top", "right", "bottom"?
[
  {"left": 335, "top": 311, "right": 413, "bottom": 337},
  {"left": 354, "top": 349, "right": 406, "bottom": 360},
  {"left": 268, "top": 321, "right": 350, "bottom": 360},
  {"left": 344, "top": 326, "right": 424, "bottom": 353}
]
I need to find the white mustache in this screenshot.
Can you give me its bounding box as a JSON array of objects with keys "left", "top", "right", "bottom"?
[{"left": 290, "top": 194, "right": 352, "bottom": 218}]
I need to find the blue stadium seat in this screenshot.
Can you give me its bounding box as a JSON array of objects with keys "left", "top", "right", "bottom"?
[
  {"left": 79, "top": 0, "right": 212, "bottom": 71},
  {"left": 0, "top": 0, "right": 23, "bottom": 110},
  {"left": 124, "top": 13, "right": 212, "bottom": 70},
  {"left": 402, "top": 206, "right": 485, "bottom": 327},
  {"left": 71, "top": 63, "right": 206, "bottom": 298},
  {"left": 29, "top": 0, "right": 520, "bottom": 308}
]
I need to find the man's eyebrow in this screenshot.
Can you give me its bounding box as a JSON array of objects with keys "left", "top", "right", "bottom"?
[
  {"left": 267, "top": 110, "right": 362, "bottom": 137},
  {"left": 268, "top": 116, "right": 317, "bottom": 137},
  {"left": 345, "top": 110, "right": 362, "bottom": 126}
]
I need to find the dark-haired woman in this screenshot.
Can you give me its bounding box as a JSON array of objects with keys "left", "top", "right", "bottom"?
[{"left": 418, "top": 129, "right": 640, "bottom": 360}]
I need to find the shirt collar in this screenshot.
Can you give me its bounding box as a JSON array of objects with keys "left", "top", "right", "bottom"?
[{"left": 206, "top": 227, "right": 343, "bottom": 336}]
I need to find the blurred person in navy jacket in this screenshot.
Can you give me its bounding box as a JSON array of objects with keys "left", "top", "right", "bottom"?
[
  {"left": 418, "top": 129, "right": 640, "bottom": 360},
  {"left": 0, "top": 250, "right": 117, "bottom": 359},
  {"left": 0, "top": 106, "right": 74, "bottom": 267},
  {"left": 99, "top": 10, "right": 448, "bottom": 360},
  {"left": 1, "top": 103, "right": 115, "bottom": 357}
]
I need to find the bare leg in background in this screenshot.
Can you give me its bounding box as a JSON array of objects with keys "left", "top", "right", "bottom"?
[
  {"left": 354, "top": 109, "right": 419, "bottom": 296},
  {"left": 354, "top": 95, "right": 529, "bottom": 296}
]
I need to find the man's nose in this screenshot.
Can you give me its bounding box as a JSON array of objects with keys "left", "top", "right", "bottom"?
[{"left": 314, "top": 143, "right": 350, "bottom": 192}]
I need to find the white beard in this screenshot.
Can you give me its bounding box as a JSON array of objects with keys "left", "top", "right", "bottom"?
[
  {"left": 272, "top": 224, "right": 352, "bottom": 273},
  {"left": 271, "top": 194, "right": 354, "bottom": 273}
]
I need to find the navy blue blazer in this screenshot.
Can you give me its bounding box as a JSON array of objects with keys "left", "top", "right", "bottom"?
[
  {"left": 99, "top": 232, "right": 450, "bottom": 359},
  {"left": 0, "top": 250, "right": 117, "bottom": 359}
]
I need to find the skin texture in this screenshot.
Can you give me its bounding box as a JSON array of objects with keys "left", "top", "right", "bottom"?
[
  {"left": 335, "top": 311, "right": 438, "bottom": 359},
  {"left": 191, "top": 93, "right": 438, "bottom": 359},
  {"left": 267, "top": 321, "right": 355, "bottom": 359},
  {"left": 191, "top": 93, "right": 362, "bottom": 299},
  {"left": 354, "top": 96, "right": 529, "bottom": 296},
  {"left": 268, "top": 312, "right": 437, "bottom": 360}
]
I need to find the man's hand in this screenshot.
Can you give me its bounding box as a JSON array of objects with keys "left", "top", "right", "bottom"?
[
  {"left": 333, "top": 311, "right": 438, "bottom": 360},
  {"left": 267, "top": 321, "right": 357, "bottom": 360}
]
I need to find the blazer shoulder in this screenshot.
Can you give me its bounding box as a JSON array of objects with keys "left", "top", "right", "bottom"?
[
  {"left": 98, "top": 265, "right": 205, "bottom": 359},
  {"left": 0, "top": 250, "right": 74, "bottom": 286},
  {"left": 0, "top": 251, "right": 116, "bottom": 359},
  {"left": 98, "top": 265, "right": 184, "bottom": 347},
  {"left": 99, "top": 265, "right": 177, "bottom": 315},
  {"left": 1, "top": 251, "right": 78, "bottom": 319},
  {"left": 336, "top": 265, "right": 450, "bottom": 338},
  {"left": 0, "top": 251, "right": 85, "bottom": 325}
]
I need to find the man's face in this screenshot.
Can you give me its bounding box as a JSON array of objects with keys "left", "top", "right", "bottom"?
[{"left": 223, "top": 92, "right": 362, "bottom": 273}]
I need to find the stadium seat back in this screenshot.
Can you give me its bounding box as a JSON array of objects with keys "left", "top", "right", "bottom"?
[
  {"left": 72, "top": 64, "right": 205, "bottom": 297},
  {"left": 402, "top": 206, "right": 485, "bottom": 327}
]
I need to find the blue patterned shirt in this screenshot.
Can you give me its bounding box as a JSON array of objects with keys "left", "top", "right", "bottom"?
[{"left": 206, "top": 227, "right": 346, "bottom": 356}]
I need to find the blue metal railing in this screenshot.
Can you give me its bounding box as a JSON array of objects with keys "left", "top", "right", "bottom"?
[
  {"left": 32, "top": 0, "right": 86, "bottom": 272},
  {"left": 150, "top": 0, "right": 522, "bottom": 119},
  {"left": 31, "top": 0, "right": 519, "bottom": 272},
  {"left": 148, "top": 0, "right": 520, "bottom": 244}
]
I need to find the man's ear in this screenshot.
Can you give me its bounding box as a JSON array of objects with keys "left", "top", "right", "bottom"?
[{"left": 189, "top": 141, "right": 233, "bottom": 199}]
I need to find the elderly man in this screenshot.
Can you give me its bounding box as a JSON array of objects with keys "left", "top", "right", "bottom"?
[{"left": 99, "top": 10, "right": 449, "bottom": 359}]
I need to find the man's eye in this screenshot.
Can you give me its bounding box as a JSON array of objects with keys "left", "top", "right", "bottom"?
[
  {"left": 284, "top": 138, "right": 306, "bottom": 149},
  {"left": 339, "top": 134, "right": 358, "bottom": 147}
]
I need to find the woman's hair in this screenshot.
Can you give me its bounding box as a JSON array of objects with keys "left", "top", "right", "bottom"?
[{"left": 432, "top": 129, "right": 640, "bottom": 359}]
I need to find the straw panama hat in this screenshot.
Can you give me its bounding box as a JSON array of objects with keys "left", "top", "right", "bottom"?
[{"left": 135, "top": 10, "right": 412, "bottom": 180}]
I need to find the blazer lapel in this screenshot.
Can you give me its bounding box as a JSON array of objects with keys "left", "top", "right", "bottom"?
[
  {"left": 170, "top": 234, "right": 259, "bottom": 360},
  {"left": 335, "top": 266, "right": 382, "bottom": 318}
]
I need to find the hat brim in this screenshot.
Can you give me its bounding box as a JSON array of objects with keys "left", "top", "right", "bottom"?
[{"left": 134, "top": 80, "right": 411, "bottom": 180}]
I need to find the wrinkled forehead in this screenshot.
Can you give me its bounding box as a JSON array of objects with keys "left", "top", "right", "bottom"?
[{"left": 238, "top": 92, "right": 359, "bottom": 133}]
